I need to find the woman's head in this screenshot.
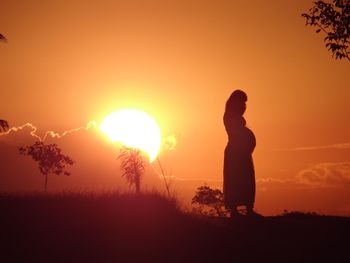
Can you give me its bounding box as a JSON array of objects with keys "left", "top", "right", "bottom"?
[{"left": 225, "top": 90, "right": 247, "bottom": 116}]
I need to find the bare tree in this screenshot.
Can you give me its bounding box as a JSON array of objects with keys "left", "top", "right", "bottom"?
[
  {"left": 302, "top": 0, "right": 350, "bottom": 61},
  {"left": 19, "top": 141, "right": 74, "bottom": 191},
  {"left": 118, "top": 147, "right": 146, "bottom": 194},
  {"left": 156, "top": 157, "right": 170, "bottom": 197}
]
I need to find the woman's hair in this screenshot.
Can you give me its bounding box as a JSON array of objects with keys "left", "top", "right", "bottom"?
[{"left": 225, "top": 90, "right": 247, "bottom": 115}]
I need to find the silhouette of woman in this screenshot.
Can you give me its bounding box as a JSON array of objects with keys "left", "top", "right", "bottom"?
[{"left": 223, "top": 90, "right": 257, "bottom": 217}]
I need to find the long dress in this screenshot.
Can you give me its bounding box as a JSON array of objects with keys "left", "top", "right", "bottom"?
[{"left": 223, "top": 112, "right": 256, "bottom": 209}]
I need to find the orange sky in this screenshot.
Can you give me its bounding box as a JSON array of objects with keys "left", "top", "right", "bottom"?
[{"left": 1, "top": 0, "right": 349, "bottom": 215}]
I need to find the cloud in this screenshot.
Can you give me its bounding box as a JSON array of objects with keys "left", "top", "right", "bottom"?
[
  {"left": 296, "top": 162, "right": 350, "bottom": 188},
  {"left": 277, "top": 143, "right": 350, "bottom": 152},
  {"left": 0, "top": 121, "right": 97, "bottom": 143},
  {"left": 42, "top": 121, "right": 97, "bottom": 141},
  {"left": 0, "top": 123, "right": 41, "bottom": 142},
  {"left": 256, "top": 178, "right": 291, "bottom": 184}
]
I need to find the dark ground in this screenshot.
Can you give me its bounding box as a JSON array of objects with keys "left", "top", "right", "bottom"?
[{"left": 0, "top": 192, "right": 349, "bottom": 263}]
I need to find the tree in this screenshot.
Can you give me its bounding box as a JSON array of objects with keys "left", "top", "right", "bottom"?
[
  {"left": 118, "top": 147, "right": 146, "bottom": 194},
  {"left": 302, "top": 0, "right": 350, "bottom": 61},
  {"left": 0, "top": 120, "right": 9, "bottom": 133},
  {"left": 19, "top": 141, "right": 74, "bottom": 191},
  {"left": 192, "top": 185, "right": 228, "bottom": 217}
]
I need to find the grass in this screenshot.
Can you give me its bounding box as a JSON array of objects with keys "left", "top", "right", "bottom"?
[{"left": 1, "top": 191, "right": 349, "bottom": 262}]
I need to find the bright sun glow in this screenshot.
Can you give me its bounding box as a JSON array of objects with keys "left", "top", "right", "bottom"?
[{"left": 100, "top": 109, "right": 161, "bottom": 162}]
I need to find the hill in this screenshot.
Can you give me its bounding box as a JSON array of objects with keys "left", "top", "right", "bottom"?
[{"left": 0, "top": 192, "right": 349, "bottom": 262}]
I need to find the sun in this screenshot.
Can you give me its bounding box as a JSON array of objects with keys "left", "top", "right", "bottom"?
[{"left": 100, "top": 109, "right": 161, "bottom": 162}]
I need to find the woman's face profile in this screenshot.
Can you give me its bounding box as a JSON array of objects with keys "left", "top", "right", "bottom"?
[
  {"left": 236, "top": 102, "right": 246, "bottom": 115},
  {"left": 226, "top": 90, "right": 248, "bottom": 116}
]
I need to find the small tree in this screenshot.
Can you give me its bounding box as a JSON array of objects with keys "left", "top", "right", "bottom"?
[
  {"left": 118, "top": 147, "right": 146, "bottom": 194},
  {"left": 0, "top": 120, "right": 9, "bottom": 133},
  {"left": 192, "top": 185, "right": 228, "bottom": 217},
  {"left": 302, "top": 0, "right": 350, "bottom": 61},
  {"left": 19, "top": 141, "right": 74, "bottom": 191}
]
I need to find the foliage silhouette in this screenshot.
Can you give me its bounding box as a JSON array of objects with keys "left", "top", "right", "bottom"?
[
  {"left": 192, "top": 185, "right": 228, "bottom": 217},
  {"left": 302, "top": 0, "right": 350, "bottom": 61},
  {"left": 18, "top": 141, "right": 74, "bottom": 191},
  {"left": 0, "top": 120, "right": 9, "bottom": 133},
  {"left": 118, "top": 147, "right": 146, "bottom": 194}
]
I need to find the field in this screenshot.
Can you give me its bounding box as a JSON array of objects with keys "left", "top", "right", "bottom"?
[{"left": 1, "top": 192, "right": 349, "bottom": 262}]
